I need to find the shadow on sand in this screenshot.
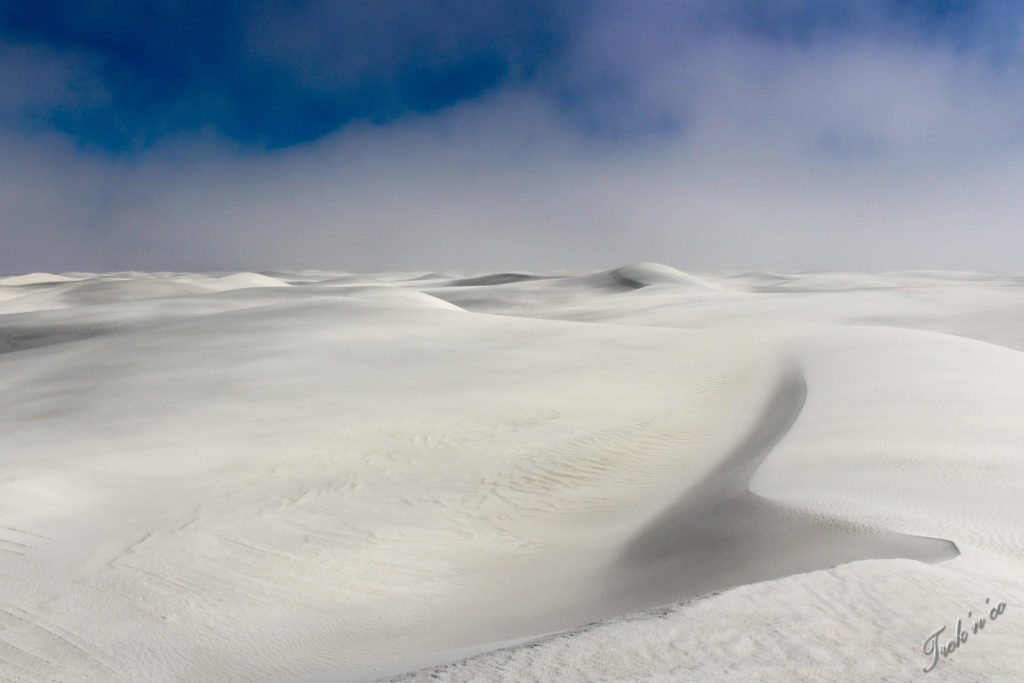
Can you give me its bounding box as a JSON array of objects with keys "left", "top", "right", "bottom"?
[{"left": 610, "top": 367, "right": 958, "bottom": 608}]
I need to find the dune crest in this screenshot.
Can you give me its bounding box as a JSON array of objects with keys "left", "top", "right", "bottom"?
[
  {"left": 342, "top": 287, "right": 465, "bottom": 310},
  {"left": 0, "top": 272, "right": 75, "bottom": 286},
  {"left": 611, "top": 262, "right": 713, "bottom": 288},
  {"left": 205, "top": 272, "right": 291, "bottom": 290}
]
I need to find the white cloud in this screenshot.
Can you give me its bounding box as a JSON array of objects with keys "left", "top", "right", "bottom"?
[{"left": 4, "top": 15, "right": 1024, "bottom": 274}]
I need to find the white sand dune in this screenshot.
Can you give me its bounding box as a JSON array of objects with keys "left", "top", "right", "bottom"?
[
  {"left": 0, "top": 272, "right": 291, "bottom": 315},
  {"left": 0, "top": 272, "right": 78, "bottom": 286},
  {"left": 328, "top": 287, "right": 465, "bottom": 311},
  {"left": 443, "top": 273, "right": 555, "bottom": 288},
  {"left": 608, "top": 262, "right": 716, "bottom": 289},
  {"left": 201, "top": 272, "right": 292, "bottom": 291},
  {"left": 401, "top": 324, "right": 1024, "bottom": 682},
  {"left": 417, "top": 263, "right": 704, "bottom": 314},
  {"left": 0, "top": 265, "right": 1022, "bottom": 681}
]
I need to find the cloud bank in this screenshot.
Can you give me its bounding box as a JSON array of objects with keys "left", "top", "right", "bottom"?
[{"left": 2, "top": 1, "right": 1024, "bottom": 273}]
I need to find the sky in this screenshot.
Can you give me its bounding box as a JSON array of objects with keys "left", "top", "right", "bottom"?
[{"left": 2, "top": 0, "right": 1023, "bottom": 274}]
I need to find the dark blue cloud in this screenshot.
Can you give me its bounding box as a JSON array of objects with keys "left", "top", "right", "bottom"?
[
  {"left": 0, "top": 0, "right": 1020, "bottom": 151},
  {"left": 696, "top": 0, "right": 991, "bottom": 44},
  {"left": 0, "top": 0, "right": 576, "bottom": 149}
]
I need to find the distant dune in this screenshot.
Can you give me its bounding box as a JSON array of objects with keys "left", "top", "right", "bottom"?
[
  {"left": 609, "top": 262, "right": 715, "bottom": 288},
  {"left": 0, "top": 272, "right": 77, "bottom": 286}
]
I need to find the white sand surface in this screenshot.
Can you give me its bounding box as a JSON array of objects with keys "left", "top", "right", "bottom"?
[{"left": 1, "top": 266, "right": 1022, "bottom": 681}]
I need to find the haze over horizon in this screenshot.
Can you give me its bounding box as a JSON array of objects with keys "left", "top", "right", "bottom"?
[{"left": 2, "top": 1, "right": 1023, "bottom": 274}]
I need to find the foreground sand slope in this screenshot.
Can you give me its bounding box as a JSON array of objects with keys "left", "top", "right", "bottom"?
[{"left": 402, "top": 325, "right": 1024, "bottom": 682}]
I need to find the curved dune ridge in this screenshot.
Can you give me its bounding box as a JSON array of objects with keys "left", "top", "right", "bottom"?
[
  {"left": 445, "top": 273, "right": 555, "bottom": 287},
  {"left": 0, "top": 272, "right": 77, "bottom": 286},
  {"left": 0, "top": 271, "right": 292, "bottom": 315},
  {"left": 610, "top": 262, "right": 716, "bottom": 288},
  {"left": 0, "top": 267, "right": 1023, "bottom": 681},
  {"left": 611, "top": 366, "right": 956, "bottom": 608},
  {"left": 570, "top": 262, "right": 712, "bottom": 292},
  {"left": 414, "top": 263, "right": 713, "bottom": 316},
  {"left": 202, "top": 271, "right": 291, "bottom": 290},
  {"left": 339, "top": 286, "right": 465, "bottom": 311}
]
